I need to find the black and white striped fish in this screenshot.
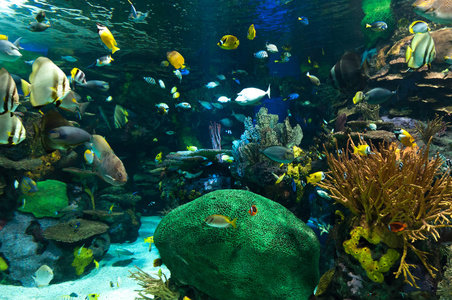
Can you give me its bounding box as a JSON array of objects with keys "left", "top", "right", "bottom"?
[{"left": 143, "top": 77, "right": 156, "bottom": 84}]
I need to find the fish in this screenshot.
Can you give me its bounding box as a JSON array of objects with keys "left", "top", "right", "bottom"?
[
  {"left": 394, "top": 128, "right": 417, "bottom": 147},
  {"left": 175, "top": 102, "right": 191, "bottom": 109},
  {"left": 352, "top": 91, "right": 364, "bottom": 104},
  {"left": 27, "top": 21, "right": 50, "bottom": 32},
  {"left": 235, "top": 85, "right": 270, "bottom": 105},
  {"left": 330, "top": 52, "right": 369, "bottom": 93},
  {"left": 187, "top": 145, "right": 198, "bottom": 151},
  {"left": 174, "top": 70, "right": 182, "bottom": 82},
  {"left": 281, "top": 44, "right": 292, "bottom": 51},
  {"left": 283, "top": 93, "right": 299, "bottom": 101},
  {"left": 353, "top": 145, "right": 372, "bottom": 156},
  {"left": 254, "top": 50, "right": 268, "bottom": 59},
  {"left": 166, "top": 131, "right": 175, "bottom": 135},
  {"left": 273, "top": 172, "right": 286, "bottom": 184},
  {"left": 144, "top": 236, "right": 154, "bottom": 244},
  {"left": 218, "top": 35, "right": 239, "bottom": 50},
  {"left": 274, "top": 52, "right": 291, "bottom": 63},
  {"left": 128, "top": 0, "right": 138, "bottom": 19},
  {"left": 180, "top": 69, "right": 190, "bottom": 75},
  {"left": 155, "top": 152, "right": 162, "bottom": 163},
  {"left": 84, "top": 149, "right": 94, "bottom": 164},
  {"left": 143, "top": 77, "right": 156, "bottom": 84},
  {"left": 0, "top": 113, "right": 26, "bottom": 145},
  {"left": 159, "top": 80, "right": 165, "bottom": 89},
  {"left": 0, "top": 36, "right": 22, "bottom": 62},
  {"left": 61, "top": 56, "right": 77, "bottom": 62},
  {"left": 306, "top": 72, "right": 320, "bottom": 86},
  {"left": 106, "top": 96, "right": 113, "bottom": 102},
  {"left": 212, "top": 102, "right": 223, "bottom": 109},
  {"left": 406, "top": 32, "right": 436, "bottom": 69},
  {"left": 198, "top": 101, "right": 213, "bottom": 110},
  {"left": 172, "top": 92, "right": 180, "bottom": 99},
  {"left": 231, "top": 111, "right": 246, "bottom": 123},
  {"left": 160, "top": 60, "right": 169, "bottom": 67},
  {"left": 248, "top": 205, "right": 258, "bottom": 216},
  {"left": 205, "top": 81, "right": 219, "bottom": 89},
  {"left": 88, "top": 55, "right": 113, "bottom": 68},
  {"left": 365, "top": 21, "right": 388, "bottom": 31},
  {"left": 316, "top": 189, "right": 331, "bottom": 200},
  {"left": 368, "top": 123, "right": 377, "bottom": 130},
  {"left": 29, "top": 57, "right": 71, "bottom": 108},
  {"left": 413, "top": 0, "right": 452, "bottom": 24},
  {"left": 247, "top": 24, "right": 256, "bottom": 40},
  {"left": 220, "top": 154, "right": 234, "bottom": 163},
  {"left": 93, "top": 259, "right": 99, "bottom": 271},
  {"left": 266, "top": 42, "right": 278, "bottom": 53},
  {"left": 85, "top": 294, "right": 99, "bottom": 300},
  {"left": 19, "top": 177, "right": 38, "bottom": 196},
  {"left": 217, "top": 96, "right": 231, "bottom": 103},
  {"left": 47, "top": 126, "right": 92, "bottom": 151},
  {"left": 363, "top": 88, "right": 397, "bottom": 105},
  {"left": 0, "top": 68, "right": 20, "bottom": 114},
  {"left": 115, "top": 248, "right": 134, "bottom": 256},
  {"left": 204, "top": 215, "right": 237, "bottom": 228},
  {"left": 33, "top": 265, "right": 54, "bottom": 287},
  {"left": 156, "top": 103, "right": 169, "bottom": 116},
  {"left": 36, "top": 10, "right": 46, "bottom": 23},
  {"left": 388, "top": 222, "right": 407, "bottom": 233},
  {"left": 71, "top": 68, "right": 86, "bottom": 84},
  {"left": 55, "top": 90, "right": 86, "bottom": 116},
  {"left": 170, "top": 87, "right": 177, "bottom": 94},
  {"left": 261, "top": 146, "right": 294, "bottom": 163},
  {"left": 409, "top": 20, "right": 430, "bottom": 34},
  {"left": 153, "top": 258, "right": 163, "bottom": 267},
  {"left": 219, "top": 118, "right": 233, "bottom": 127},
  {"left": 166, "top": 51, "right": 186, "bottom": 69},
  {"left": 97, "top": 23, "right": 119, "bottom": 53},
  {"left": 217, "top": 75, "right": 226, "bottom": 80},
  {"left": 108, "top": 204, "right": 114, "bottom": 214},
  {"left": 128, "top": 0, "right": 148, "bottom": 22},
  {"left": 298, "top": 16, "right": 309, "bottom": 25},
  {"left": 90, "top": 135, "right": 128, "bottom": 186},
  {"left": 77, "top": 80, "right": 110, "bottom": 92},
  {"left": 306, "top": 171, "right": 325, "bottom": 184},
  {"left": 114, "top": 105, "right": 129, "bottom": 129}
]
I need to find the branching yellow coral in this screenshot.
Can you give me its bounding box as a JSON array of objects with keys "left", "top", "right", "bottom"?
[{"left": 317, "top": 137, "right": 452, "bottom": 287}]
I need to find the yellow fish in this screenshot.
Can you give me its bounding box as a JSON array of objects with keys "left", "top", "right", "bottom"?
[
  {"left": 394, "top": 128, "right": 417, "bottom": 147},
  {"left": 85, "top": 294, "right": 99, "bottom": 300},
  {"left": 353, "top": 144, "right": 372, "bottom": 156},
  {"left": 247, "top": 24, "right": 256, "bottom": 40},
  {"left": 167, "top": 51, "right": 186, "bottom": 69},
  {"left": 97, "top": 23, "right": 119, "bottom": 54},
  {"left": 204, "top": 214, "right": 237, "bottom": 229},
  {"left": 84, "top": 149, "right": 94, "bottom": 165},
  {"left": 272, "top": 172, "right": 286, "bottom": 184},
  {"left": 144, "top": 236, "right": 154, "bottom": 244},
  {"left": 306, "top": 171, "right": 325, "bottom": 184},
  {"left": 187, "top": 146, "right": 198, "bottom": 151},
  {"left": 153, "top": 138, "right": 158, "bottom": 142},
  {"left": 353, "top": 91, "right": 364, "bottom": 104},
  {"left": 93, "top": 259, "right": 99, "bottom": 271},
  {"left": 218, "top": 35, "right": 239, "bottom": 50},
  {"left": 308, "top": 56, "right": 311, "bottom": 64},
  {"left": 155, "top": 152, "right": 162, "bottom": 163}
]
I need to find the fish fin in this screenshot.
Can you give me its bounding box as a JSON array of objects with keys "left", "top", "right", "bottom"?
[
  {"left": 230, "top": 218, "right": 237, "bottom": 229},
  {"left": 365, "top": 24, "right": 371, "bottom": 28},
  {"left": 13, "top": 37, "right": 22, "bottom": 49},
  {"left": 405, "top": 46, "right": 413, "bottom": 62},
  {"left": 21, "top": 79, "right": 31, "bottom": 97},
  {"left": 353, "top": 146, "right": 358, "bottom": 154},
  {"left": 78, "top": 102, "right": 90, "bottom": 116},
  {"left": 0, "top": 35, "right": 7, "bottom": 40},
  {"left": 86, "top": 62, "right": 95, "bottom": 69},
  {"left": 266, "top": 84, "right": 271, "bottom": 99},
  {"left": 112, "top": 46, "right": 120, "bottom": 54}
]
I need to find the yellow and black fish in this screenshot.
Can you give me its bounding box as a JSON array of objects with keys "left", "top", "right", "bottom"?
[
  {"left": 19, "top": 177, "right": 38, "bottom": 195},
  {"left": 218, "top": 35, "right": 239, "bottom": 50},
  {"left": 0, "top": 68, "right": 20, "bottom": 115},
  {"left": 114, "top": 105, "right": 129, "bottom": 129},
  {"left": 0, "top": 112, "right": 26, "bottom": 145},
  {"left": 406, "top": 31, "right": 436, "bottom": 69},
  {"left": 97, "top": 23, "right": 119, "bottom": 54}
]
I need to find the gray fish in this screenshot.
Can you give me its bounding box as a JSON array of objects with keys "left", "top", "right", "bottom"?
[
  {"left": 231, "top": 111, "right": 246, "bottom": 123},
  {"left": 413, "top": 0, "right": 452, "bottom": 24},
  {"left": 365, "top": 87, "right": 396, "bottom": 105},
  {"left": 219, "top": 118, "right": 233, "bottom": 128},
  {"left": 48, "top": 126, "right": 91, "bottom": 150},
  {"left": 114, "top": 248, "right": 134, "bottom": 256},
  {"left": 261, "top": 146, "right": 294, "bottom": 163},
  {"left": 0, "top": 37, "right": 22, "bottom": 62},
  {"left": 58, "top": 91, "right": 90, "bottom": 116},
  {"left": 0, "top": 68, "right": 20, "bottom": 114},
  {"left": 77, "top": 80, "right": 109, "bottom": 92},
  {"left": 27, "top": 21, "right": 50, "bottom": 32}
]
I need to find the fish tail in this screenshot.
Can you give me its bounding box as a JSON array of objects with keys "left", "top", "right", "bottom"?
[
  {"left": 21, "top": 79, "right": 31, "bottom": 97},
  {"left": 353, "top": 146, "right": 358, "bottom": 154},
  {"left": 365, "top": 24, "right": 371, "bottom": 28},
  {"left": 78, "top": 102, "right": 90, "bottom": 116},
  {"left": 112, "top": 46, "right": 120, "bottom": 54},
  {"left": 230, "top": 218, "right": 237, "bottom": 229},
  {"left": 266, "top": 84, "right": 271, "bottom": 99}
]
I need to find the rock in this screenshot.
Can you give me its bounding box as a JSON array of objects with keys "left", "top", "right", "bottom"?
[{"left": 154, "top": 189, "right": 320, "bottom": 300}]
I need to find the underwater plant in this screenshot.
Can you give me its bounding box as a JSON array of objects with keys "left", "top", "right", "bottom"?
[
  {"left": 414, "top": 114, "right": 450, "bottom": 145},
  {"left": 437, "top": 244, "right": 452, "bottom": 299},
  {"left": 317, "top": 137, "right": 452, "bottom": 287},
  {"left": 129, "top": 266, "right": 180, "bottom": 300}
]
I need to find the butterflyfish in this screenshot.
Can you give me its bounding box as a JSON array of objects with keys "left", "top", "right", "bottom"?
[
  {"left": 166, "top": 51, "right": 186, "bottom": 69},
  {"left": 71, "top": 68, "right": 86, "bottom": 84},
  {"left": 97, "top": 23, "right": 120, "bottom": 54},
  {"left": 247, "top": 24, "right": 256, "bottom": 40},
  {"left": 19, "top": 177, "right": 38, "bottom": 196},
  {"left": 218, "top": 35, "right": 239, "bottom": 50},
  {"left": 114, "top": 105, "right": 129, "bottom": 129}
]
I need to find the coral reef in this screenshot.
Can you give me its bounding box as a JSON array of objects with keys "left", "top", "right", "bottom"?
[
  {"left": 129, "top": 267, "right": 180, "bottom": 300},
  {"left": 438, "top": 244, "right": 452, "bottom": 299},
  {"left": 415, "top": 114, "right": 450, "bottom": 145},
  {"left": 154, "top": 189, "right": 320, "bottom": 300},
  {"left": 317, "top": 137, "right": 452, "bottom": 287},
  {"left": 43, "top": 219, "right": 109, "bottom": 243}
]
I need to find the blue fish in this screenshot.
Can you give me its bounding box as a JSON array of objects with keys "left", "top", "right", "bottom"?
[
  {"left": 233, "top": 78, "right": 240, "bottom": 84},
  {"left": 179, "top": 69, "right": 190, "bottom": 75},
  {"left": 284, "top": 93, "right": 299, "bottom": 101},
  {"left": 298, "top": 16, "right": 309, "bottom": 25},
  {"left": 291, "top": 178, "right": 296, "bottom": 192},
  {"left": 74, "top": 222, "right": 81, "bottom": 229}
]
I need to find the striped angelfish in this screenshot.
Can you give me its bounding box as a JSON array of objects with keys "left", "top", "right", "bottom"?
[
  {"left": 405, "top": 32, "right": 436, "bottom": 69},
  {"left": 143, "top": 77, "right": 156, "bottom": 84}
]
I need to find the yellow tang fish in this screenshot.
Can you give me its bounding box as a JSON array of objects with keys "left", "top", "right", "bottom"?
[
  {"left": 155, "top": 152, "right": 162, "bottom": 163},
  {"left": 218, "top": 35, "right": 239, "bottom": 50},
  {"left": 353, "top": 144, "right": 371, "bottom": 156},
  {"left": 306, "top": 171, "right": 325, "bottom": 184},
  {"left": 97, "top": 23, "right": 119, "bottom": 54},
  {"left": 247, "top": 24, "right": 256, "bottom": 40},
  {"left": 204, "top": 214, "right": 237, "bottom": 228},
  {"left": 353, "top": 91, "right": 364, "bottom": 104},
  {"left": 167, "top": 51, "right": 185, "bottom": 69}
]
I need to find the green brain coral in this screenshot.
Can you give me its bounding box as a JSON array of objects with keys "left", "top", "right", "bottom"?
[
  {"left": 18, "top": 180, "right": 68, "bottom": 218},
  {"left": 154, "top": 189, "right": 320, "bottom": 300}
]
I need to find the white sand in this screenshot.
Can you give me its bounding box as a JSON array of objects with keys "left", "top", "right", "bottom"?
[{"left": 0, "top": 216, "right": 168, "bottom": 300}]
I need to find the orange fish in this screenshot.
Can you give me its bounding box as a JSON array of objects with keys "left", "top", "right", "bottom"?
[
  {"left": 388, "top": 222, "right": 407, "bottom": 233},
  {"left": 248, "top": 205, "right": 257, "bottom": 216}
]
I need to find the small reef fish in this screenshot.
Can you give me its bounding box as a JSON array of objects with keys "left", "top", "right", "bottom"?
[
  {"left": 0, "top": 68, "right": 20, "bottom": 114},
  {"left": 366, "top": 21, "right": 388, "bottom": 31},
  {"left": 71, "top": 68, "right": 86, "bottom": 84},
  {"left": 231, "top": 111, "right": 246, "bottom": 123},
  {"left": 261, "top": 146, "right": 294, "bottom": 164},
  {"left": 316, "top": 189, "right": 331, "bottom": 200},
  {"left": 33, "top": 265, "right": 54, "bottom": 287},
  {"left": 205, "top": 215, "right": 237, "bottom": 229},
  {"left": 298, "top": 16, "right": 309, "bottom": 25},
  {"left": 388, "top": 222, "right": 407, "bottom": 233},
  {"left": 115, "top": 248, "right": 134, "bottom": 256},
  {"left": 205, "top": 81, "right": 219, "bottom": 89},
  {"left": 27, "top": 21, "right": 50, "bottom": 32},
  {"left": 97, "top": 23, "right": 119, "bottom": 54},
  {"left": 274, "top": 52, "right": 291, "bottom": 63},
  {"left": 353, "top": 145, "right": 372, "bottom": 156},
  {"left": 106, "top": 96, "right": 113, "bottom": 102},
  {"left": 199, "top": 101, "right": 213, "bottom": 110},
  {"left": 235, "top": 85, "right": 271, "bottom": 105},
  {"left": 143, "top": 77, "right": 156, "bottom": 84},
  {"left": 409, "top": 20, "right": 429, "bottom": 34},
  {"left": 217, "top": 96, "right": 231, "bottom": 103},
  {"left": 284, "top": 93, "right": 299, "bottom": 101},
  {"left": 266, "top": 42, "right": 278, "bottom": 53},
  {"left": 156, "top": 103, "right": 169, "bottom": 116},
  {"left": 218, "top": 35, "right": 239, "bottom": 50},
  {"left": 171, "top": 86, "right": 178, "bottom": 94},
  {"left": 19, "top": 177, "right": 38, "bottom": 196},
  {"left": 174, "top": 69, "right": 182, "bottom": 82},
  {"left": 406, "top": 32, "right": 436, "bottom": 69},
  {"left": 166, "top": 131, "right": 175, "bottom": 135},
  {"left": 159, "top": 79, "right": 165, "bottom": 89},
  {"left": 248, "top": 205, "right": 258, "bottom": 216},
  {"left": 153, "top": 258, "right": 163, "bottom": 267},
  {"left": 353, "top": 91, "right": 364, "bottom": 104},
  {"left": 172, "top": 92, "right": 180, "bottom": 99},
  {"left": 306, "top": 171, "right": 325, "bottom": 184},
  {"left": 220, "top": 154, "right": 234, "bottom": 163},
  {"left": 85, "top": 294, "right": 99, "bottom": 300},
  {"left": 247, "top": 24, "right": 256, "bottom": 40},
  {"left": 306, "top": 72, "right": 320, "bottom": 86},
  {"left": 254, "top": 50, "right": 268, "bottom": 59},
  {"left": 187, "top": 146, "right": 198, "bottom": 151},
  {"left": 108, "top": 204, "right": 115, "bottom": 214},
  {"left": 219, "top": 118, "right": 233, "bottom": 128},
  {"left": 160, "top": 60, "right": 169, "bottom": 67},
  {"left": 167, "top": 51, "right": 186, "bottom": 69},
  {"left": 88, "top": 55, "right": 113, "bottom": 68},
  {"left": 281, "top": 44, "right": 292, "bottom": 51},
  {"left": 77, "top": 80, "right": 110, "bottom": 92},
  {"left": 212, "top": 103, "right": 223, "bottom": 109},
  {"left": 155, "top": 152, "right": 163, "bottom": 163},
  {"left": 368, "top": 123, "right": 377, "bottom": 130},
  {"left": 394, "top": 128, "right": 417, "bottom": 147},
  {"left": 217, "top": 74, "right": 226, "bottom": 80},
  {"left": 93, "top": 259, "right": 99, "bottom": 271},
  {"left": 61, "top": 56, "right": 77, "bottom": 62},
  {"left": 176, "top": 102, "right": 191, "bottom": 109},
  {"left": 0, "top": 36, "right": 22, "bottom": 62},
  {"left": 36, "top": 10, "right": 46, "bottom": 23},
  {"left": 273, "top": 172, "right": 286, "bottom": 184},
  {"left": 114, "top": 105, "right": 129, "bottom": 129}
]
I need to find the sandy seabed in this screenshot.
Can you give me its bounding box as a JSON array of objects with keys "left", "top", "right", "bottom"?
[{"left": 0, "top": 216, "right": 168, "bottom": 300}]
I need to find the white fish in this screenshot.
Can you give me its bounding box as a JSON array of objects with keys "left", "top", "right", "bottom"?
[
  {"left": 156, "top": 103, "right": 169, "bottom": 110},
  {"left": 159, "top": 79, "right": 165, "bottom": 89},
  {"left": 0, "top": 111, "right": 26, "bottom": 145},
  {"left": 235, "top": 85, "right": 271, "bottom": 105},
  {"left": 106, "top": 96, "right": 113, "bottom": 102},
  {"left": 0, "top": 37, "right": 22, "bottom": 62},
  {"left": 174, "top": 70, "right": 182, "bottom": 82},
  {"left": 0, "top": 68, "right": 20, "bottom": 114},
  {"left": 217, "top": 96, "right": 231, "bottom": 103},
  {"left": 33, "top": 265, "right": 54, "bottom": 287},
  {"left": 14, "top": 180, "right": 19, "bottom": 189},
  {"left": 368, "top": 123, "right": 377, "bottom": 130},
  {"left": 266, "top": 42, "right": 278, "bottom": 53},
  {"left": 175, "top": 102, "right": 191, "bottom": 109},
  {"left": 306, "top": 72, "right": 320, "bottom": 86},
  {"left": 205, "top": 81, "right": 219, "bottom": 89}
]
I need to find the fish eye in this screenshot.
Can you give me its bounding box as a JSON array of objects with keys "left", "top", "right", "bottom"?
[{"left": 117, "top": 173, "right": 122, "bottom": 178}]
